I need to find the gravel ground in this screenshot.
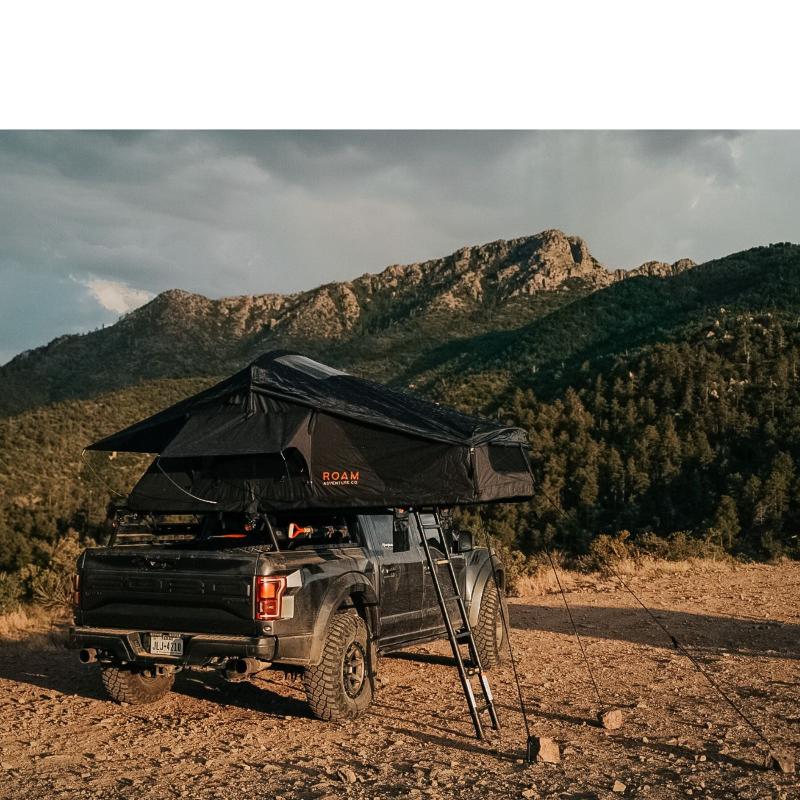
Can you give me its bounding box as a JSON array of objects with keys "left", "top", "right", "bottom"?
[{"left": 0, "top": 561, "right": 797, "bottom": 799}]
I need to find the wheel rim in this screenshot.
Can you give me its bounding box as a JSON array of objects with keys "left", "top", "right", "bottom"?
[{"left": 342, "top": 641, "right": 366, "bottom": 698}]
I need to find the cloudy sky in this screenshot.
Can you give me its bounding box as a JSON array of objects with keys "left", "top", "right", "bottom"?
[{"left": 1, "top": 130, "right": 799, "bottom": 365}]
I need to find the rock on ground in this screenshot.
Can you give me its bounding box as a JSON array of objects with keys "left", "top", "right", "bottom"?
[{"left": 530, "top": 737, "right": 560, "bottom": 764}]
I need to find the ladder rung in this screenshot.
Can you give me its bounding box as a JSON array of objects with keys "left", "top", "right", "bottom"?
[{"left": 435, "top": 558, "right": 449, "bottom": 566}]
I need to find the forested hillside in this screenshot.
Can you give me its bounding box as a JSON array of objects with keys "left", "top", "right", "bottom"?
[
  {"left": 463, "top": 310, "right": 800, "bottom": 559},
  {"left": 447, "top": 244, "right": 800, "bottom": 560},
  {"left": 0, "top": 379, "right": 211, "bottom": 574},
  {"left": 1, "top": 240, "right": 799, "bottom": 588}
]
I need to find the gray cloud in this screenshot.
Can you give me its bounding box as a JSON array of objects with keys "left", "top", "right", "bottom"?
[{"left": 1, "top": 130, "right": 798, "bottom": 365}]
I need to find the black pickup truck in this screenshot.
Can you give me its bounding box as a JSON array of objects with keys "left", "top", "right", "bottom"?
[{"left": 69, "top": 509, "right": 505, "bottom": 720}]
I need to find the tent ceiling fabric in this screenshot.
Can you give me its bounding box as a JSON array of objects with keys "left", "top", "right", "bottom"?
[{"left": 88, "top": 351, "right": 534, "bottom": 511}]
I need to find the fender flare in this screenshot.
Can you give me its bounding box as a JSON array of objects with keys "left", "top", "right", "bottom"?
[
  {"left": 307, "top": 572, "right": 378, "bottom": 666},
  {"left": 467, "top": 553, "right": 505, "bottom": 629}
]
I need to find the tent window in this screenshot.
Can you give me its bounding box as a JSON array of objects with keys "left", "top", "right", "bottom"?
[
  {"left": 487, "top": 445, "right": 528, "bottom": 474},
  {"left": 195, "top": 448, "right": 308, "bottom": 480}
]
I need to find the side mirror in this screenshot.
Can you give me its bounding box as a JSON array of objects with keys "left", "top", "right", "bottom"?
[{"left": 453, "top": 531, "right": 473, "bottom": 553}]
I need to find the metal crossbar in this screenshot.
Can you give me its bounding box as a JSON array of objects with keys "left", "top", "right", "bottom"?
[{"left": 413, "top": 509, "right": 500, "bottom": 739}]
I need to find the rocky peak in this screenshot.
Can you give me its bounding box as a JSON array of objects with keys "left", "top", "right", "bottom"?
[
  {"left": 614, "top": 258, "right": 698, "bottom": 282},
  {"left": 510, "top": 229, "right": 609, "bottom": 292}
]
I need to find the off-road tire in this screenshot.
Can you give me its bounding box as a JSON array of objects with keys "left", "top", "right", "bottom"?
[
  {"left": 303, "top": 610, "right": 373, "bottom": 721},
  {"left": 473, "top": 582, "right": 505, "bottom": 669},
  {"left": 101, "top": 664, "right": 175, "bottom": 705}
]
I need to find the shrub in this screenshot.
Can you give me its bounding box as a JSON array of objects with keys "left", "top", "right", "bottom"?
[
  {"left": 0, "top": 572, "right": 24, "bottom": 613},
  {"left": 583, "top": 530, "right": 635, "bottom": 573},
  {"left": 638, "top": 530, "right": 727, "bottom": 561},
  {"left": 27, "top": 531, "right": 86, "bottom": 611},
  {"left": 29, "top": 567, "right": 73, "bottom": 610},
  {"left": 582, "top": 528, "right": 730, "bottom": 574},
  {"left": 480, "top": 536, "right": 544, "bottom": 595}
]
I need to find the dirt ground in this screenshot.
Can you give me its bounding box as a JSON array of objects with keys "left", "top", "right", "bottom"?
[{"left": 0, "top": 560, "right": 797, "bottom": 800}]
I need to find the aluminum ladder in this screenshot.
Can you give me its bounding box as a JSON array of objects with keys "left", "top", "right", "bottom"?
[{"left": 412, "top": 509, "right": 500, "bottom": 739}]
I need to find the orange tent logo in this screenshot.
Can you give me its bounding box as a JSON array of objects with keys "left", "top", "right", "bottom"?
[{"left": 321, "top": 470, "right": 360, "bottom": 486}]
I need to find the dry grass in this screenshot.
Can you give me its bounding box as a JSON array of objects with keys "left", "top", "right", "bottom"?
[
  {"left": 512, "top": 563, "right": 572, "bottom": 596},
  {"left": 0, "top": 605, "right": 52, "bottom": 636},
  {"left": 607, "top": 553, "right": 737, "bottom": 578},
  {"left": 0, "top": 605, "right": 69, "bottom": 651},
  {"left": 513, "top": 555, "right": 739, "bottom": 597}
]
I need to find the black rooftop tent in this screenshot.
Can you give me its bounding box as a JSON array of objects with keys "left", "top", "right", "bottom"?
[{"left": 88, "top": 351, "right": 534, "bottom": 512}]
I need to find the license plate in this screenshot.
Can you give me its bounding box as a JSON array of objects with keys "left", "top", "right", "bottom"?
[{"left": 148, "top": 633, "right": 183, "bottom": 656}]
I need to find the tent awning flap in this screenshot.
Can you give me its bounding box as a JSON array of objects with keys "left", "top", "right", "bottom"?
[{"left": 160, "top": 396, "right": 311, "bottom": 459}]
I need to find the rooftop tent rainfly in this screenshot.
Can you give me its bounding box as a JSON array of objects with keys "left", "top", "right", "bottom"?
[{"left": 87, "top": 351, "right": 534, "bottom": 512}]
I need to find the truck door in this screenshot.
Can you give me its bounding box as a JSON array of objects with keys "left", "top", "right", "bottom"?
[
  {"left": 363, "top": 514, "right": 424, "bottom": 644},
  {"left": 417, "top": 512, "right": 467, "bottom": 632}
]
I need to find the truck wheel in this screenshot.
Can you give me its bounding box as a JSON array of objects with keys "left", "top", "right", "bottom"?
[
  {"left": 303, "top": 610, "right": 373, "bottom": 721},
  {"left": 101, "top": 664, "right": 175, "bottom": 705},
  {"left": 472, "top": 583, "right": 505, "bottom": 669}
]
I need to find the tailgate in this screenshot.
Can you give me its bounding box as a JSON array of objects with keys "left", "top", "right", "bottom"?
[{"left": 78, "top": 547, "right": 259, "bottom": 636}]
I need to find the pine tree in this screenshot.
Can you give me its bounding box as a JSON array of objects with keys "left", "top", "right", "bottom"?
[{"left": 708, "top": 495, "right": 740, "bottom": 550}]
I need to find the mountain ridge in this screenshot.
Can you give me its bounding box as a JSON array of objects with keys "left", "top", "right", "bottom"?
[
  {"left": 1, "top": 229, "right": 693, "bottom": 416},
  {"left": 107, "top": 229, "right": 692, "bottom": 333}
]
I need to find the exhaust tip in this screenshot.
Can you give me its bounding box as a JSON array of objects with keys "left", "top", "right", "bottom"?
[
  {"left": 224, "top": 657, "right": 270, "bottom": 681},
  {"left": 78, "top": 648, "right": 97, "bottom": 664}
]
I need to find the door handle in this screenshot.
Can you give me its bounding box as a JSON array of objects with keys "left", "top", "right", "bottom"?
[{"left": 382, "top": 566, "right": 398, "bottom": 577}]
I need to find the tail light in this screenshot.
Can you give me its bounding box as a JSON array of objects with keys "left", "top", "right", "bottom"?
[
  {"left": 255, "top": 576, "right": 287, "bottom": 620},
  {"left": 72, "top": 574, "right": 81, "bottom": 608}
]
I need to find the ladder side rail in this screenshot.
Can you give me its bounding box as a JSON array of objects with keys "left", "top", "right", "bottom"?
[
  {"left": 414, "top": 510, "right": 485, "bottom": 739},
  {"left": 425, "top": 510, "right": 500, "bottom": 731},
  {"left": 443, "top": 552, "right": 501, "bottom": 731}
]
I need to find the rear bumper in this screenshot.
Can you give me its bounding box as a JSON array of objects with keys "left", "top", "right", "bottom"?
[{"left": 68, "top": 626, "right": 277, "bottom": 666}]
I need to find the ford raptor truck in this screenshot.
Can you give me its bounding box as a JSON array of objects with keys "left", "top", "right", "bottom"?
[{"left": 68, "top": 509, "right": 505, "bottom": 720}]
